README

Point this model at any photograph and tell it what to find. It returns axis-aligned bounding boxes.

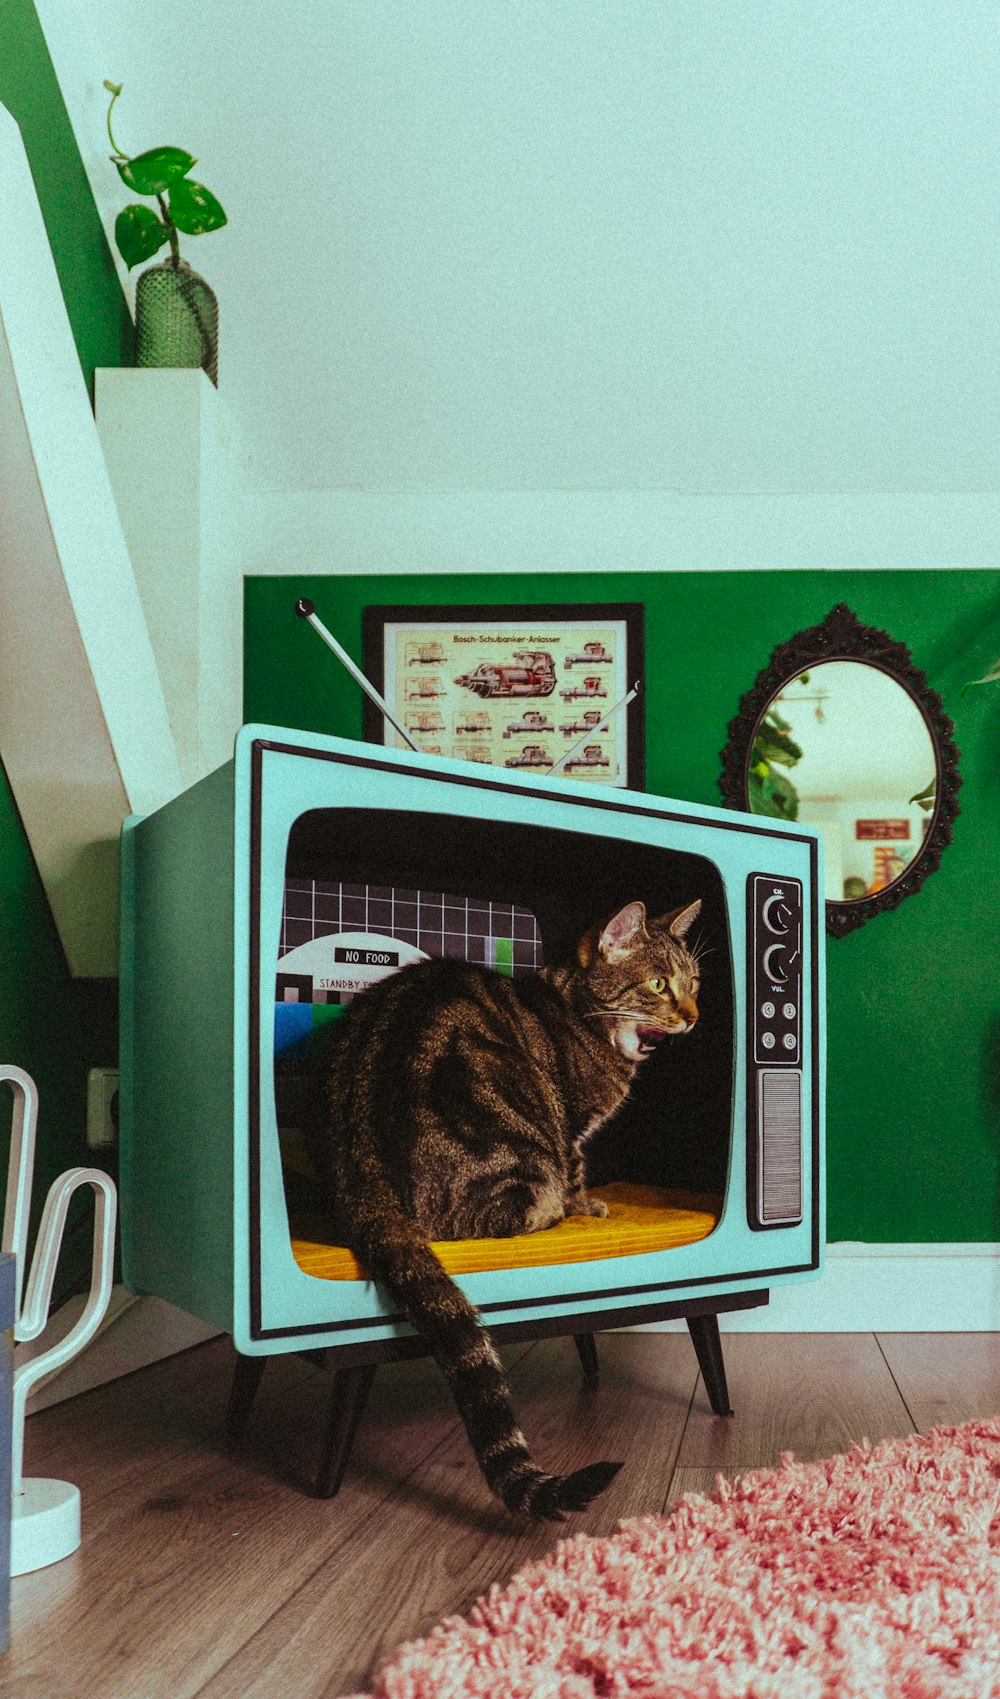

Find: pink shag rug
[348,1417,1000,1698]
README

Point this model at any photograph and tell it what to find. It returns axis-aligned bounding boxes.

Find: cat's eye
[648,976,667,994]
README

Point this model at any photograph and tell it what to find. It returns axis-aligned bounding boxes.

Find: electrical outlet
[87,1068,119,1149]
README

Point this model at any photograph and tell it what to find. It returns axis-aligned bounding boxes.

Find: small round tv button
[761,1031,776,1049]
[783,1002,796,1020]
[783,1033,797,1051]
[761,1001,775,1019]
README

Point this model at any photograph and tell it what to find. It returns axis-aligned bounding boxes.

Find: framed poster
[362,603,644,788]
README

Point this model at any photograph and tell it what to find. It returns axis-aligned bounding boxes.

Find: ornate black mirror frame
[719,604,962,936]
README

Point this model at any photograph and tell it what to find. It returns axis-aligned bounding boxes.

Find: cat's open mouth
[635,1024,668,1055]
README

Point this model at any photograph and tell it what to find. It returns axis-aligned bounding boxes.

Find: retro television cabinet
[120,726,825,1495]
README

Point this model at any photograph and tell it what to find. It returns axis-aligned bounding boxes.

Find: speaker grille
[757,1069,803,1224]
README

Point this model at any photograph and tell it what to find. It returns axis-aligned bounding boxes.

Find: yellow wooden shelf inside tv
[288,1181,720,1282]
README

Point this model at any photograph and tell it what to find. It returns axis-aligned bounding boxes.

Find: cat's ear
[595,900,648,961]
[657,899,702,940]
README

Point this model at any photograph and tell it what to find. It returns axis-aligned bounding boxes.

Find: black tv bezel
[247,739,821,1344]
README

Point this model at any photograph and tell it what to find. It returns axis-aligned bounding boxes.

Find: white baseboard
[20,1244,1000,1415]
[21,1288,220,1414]
[638,1243,1000,1334]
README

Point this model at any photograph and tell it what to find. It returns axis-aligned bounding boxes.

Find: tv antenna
[295,599,423,753]
[546,681,641,778]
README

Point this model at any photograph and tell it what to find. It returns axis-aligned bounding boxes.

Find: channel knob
[762,942,788,982]
[762,895,793,934]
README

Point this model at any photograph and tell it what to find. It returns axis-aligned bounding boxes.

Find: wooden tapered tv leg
[573,1332,600,1382]
[686,1312,734,1417]
[226,1352,268,1440]
[315,1362,378,1499]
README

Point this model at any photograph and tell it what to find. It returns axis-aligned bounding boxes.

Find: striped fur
[310,898,702,1518]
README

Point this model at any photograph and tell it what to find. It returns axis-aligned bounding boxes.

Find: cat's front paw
[587,1197,610,1218]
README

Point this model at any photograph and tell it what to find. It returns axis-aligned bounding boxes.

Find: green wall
[0,763,119,1283]
[0,0,132,395]
[245,568,1000,1245]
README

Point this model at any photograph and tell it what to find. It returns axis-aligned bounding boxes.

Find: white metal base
[10,1478,81,1575]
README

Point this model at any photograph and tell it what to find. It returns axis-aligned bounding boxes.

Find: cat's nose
[679,1004,699,1030]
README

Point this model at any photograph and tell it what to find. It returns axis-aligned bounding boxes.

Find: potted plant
[104,80,227,384]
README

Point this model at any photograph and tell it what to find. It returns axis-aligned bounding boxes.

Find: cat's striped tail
[348,1182,622,1520]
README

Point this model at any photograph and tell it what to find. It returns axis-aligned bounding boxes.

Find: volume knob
[762,943,788,982]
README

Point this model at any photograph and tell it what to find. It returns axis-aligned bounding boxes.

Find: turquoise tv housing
[120,724,824,1426]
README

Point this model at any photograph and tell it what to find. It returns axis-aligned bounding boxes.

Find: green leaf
[166,177,227,236]
[116,147,197,196]
[114,204,170,270]
[764,767,800,819]
[748,764,800,821]
[962,656,1000,695]
[909,779,936,810]
[752,715,803,770]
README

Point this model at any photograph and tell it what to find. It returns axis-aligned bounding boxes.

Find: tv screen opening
[273,808,734,1238]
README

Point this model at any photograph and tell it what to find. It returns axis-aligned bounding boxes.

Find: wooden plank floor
[3,1329,998,1699]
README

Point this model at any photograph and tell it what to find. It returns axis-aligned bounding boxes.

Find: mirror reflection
[748,662,938,903]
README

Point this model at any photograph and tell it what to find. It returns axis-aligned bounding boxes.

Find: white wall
[777,662,935,801]
[40,1,1000,519]
[29,0,997,804]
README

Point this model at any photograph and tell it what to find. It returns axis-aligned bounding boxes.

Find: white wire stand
[1,1065,117,1575]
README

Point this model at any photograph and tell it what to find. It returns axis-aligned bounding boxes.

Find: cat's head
[577,898,702,1062]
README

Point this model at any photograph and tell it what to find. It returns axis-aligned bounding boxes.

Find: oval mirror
[719,605,962,935]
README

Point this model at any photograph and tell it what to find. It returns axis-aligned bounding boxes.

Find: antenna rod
[546,681,641,779]
[295,599,423,753]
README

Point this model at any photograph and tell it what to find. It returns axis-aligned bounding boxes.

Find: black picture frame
[718,603,962,936]
[362,601,646,789]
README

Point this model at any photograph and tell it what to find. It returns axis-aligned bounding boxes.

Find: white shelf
[95,367,243,789]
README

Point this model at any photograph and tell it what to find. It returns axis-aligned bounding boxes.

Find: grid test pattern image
[279,881,544,999]
[273,883,545,1140]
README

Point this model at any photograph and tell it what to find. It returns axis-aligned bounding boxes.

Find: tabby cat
[312,896,702,1520]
